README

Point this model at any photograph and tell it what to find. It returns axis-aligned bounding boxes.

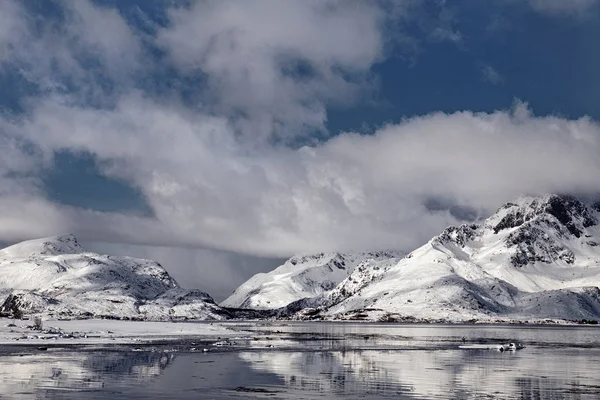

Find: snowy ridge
[0,235,229,321]
[318,194,600,322]
[221,251,405,310]
[232,195,600,323]
[0,234,86,258]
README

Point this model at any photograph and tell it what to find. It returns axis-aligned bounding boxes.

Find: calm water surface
[1,323,599,399]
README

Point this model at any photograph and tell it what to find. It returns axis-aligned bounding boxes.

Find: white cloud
[156,0,386,141]
[480,64,504,85]
[0,0,142,101]
[64,0,142,74]
[3,96,600,257]
[430,27,462,43]
[0,1,28,63]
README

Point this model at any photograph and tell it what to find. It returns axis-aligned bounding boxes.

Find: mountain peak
[0,236,230,321]
[288,253,341,267]
[221,250,405,310]
[489,194,597,237]
[0,234,86,258]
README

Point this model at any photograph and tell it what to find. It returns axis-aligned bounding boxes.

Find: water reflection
[240,347,600,399]
[0,351,174,398]
[0,325,598,399]
[236,322,600,349]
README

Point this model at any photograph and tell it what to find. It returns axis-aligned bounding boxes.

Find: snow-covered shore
[0,318,248,346]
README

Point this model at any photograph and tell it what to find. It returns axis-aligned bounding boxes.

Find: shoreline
[0,317,596,351]
[0,318,251,347]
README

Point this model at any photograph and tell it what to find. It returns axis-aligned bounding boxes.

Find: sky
[1,0,600,301]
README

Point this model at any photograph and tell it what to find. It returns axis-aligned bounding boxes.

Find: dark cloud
[424,197,480,222]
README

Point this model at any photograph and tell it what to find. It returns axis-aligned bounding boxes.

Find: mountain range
[2,194,599,323]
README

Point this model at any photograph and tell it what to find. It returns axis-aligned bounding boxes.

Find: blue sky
[329,1,600,131]
[1,0,600,299]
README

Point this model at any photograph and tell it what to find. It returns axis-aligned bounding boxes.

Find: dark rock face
[495,195,598,267]
[289,253,325,266]
[493,195,597,236]
[507,225,575,267]
[437,195,598,268]
[0,294,22,317]
[289,253,348,271]
[331,255,346,270]
[0,292,55,318]
[326,261,386,307]
[438,224,479,247]
[545,195,596,237]
[493,207,526,234]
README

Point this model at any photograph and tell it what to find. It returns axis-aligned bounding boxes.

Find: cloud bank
[3,96,600,256]
[0,0,599,261]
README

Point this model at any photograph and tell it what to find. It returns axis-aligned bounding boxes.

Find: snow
[3,195,599,325]
[319,196,600,322]
[232,195,600,323]
[0,318,243,345]
[221,251,404,309]
[0,235,228,321]
[0,234,85,258]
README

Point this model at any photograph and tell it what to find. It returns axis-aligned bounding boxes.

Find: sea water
[0,323,598,399]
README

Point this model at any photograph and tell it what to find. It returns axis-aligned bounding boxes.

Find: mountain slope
[318,195,600,322]
[230,194,600,323]
[221,251,404,310]
[0,235,229,321]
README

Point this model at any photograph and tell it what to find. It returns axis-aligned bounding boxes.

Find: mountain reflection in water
[0,325,598,399]
[0,351,174,398]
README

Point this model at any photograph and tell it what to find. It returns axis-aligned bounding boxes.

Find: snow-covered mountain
[221,251,404,310]
[229,195,600,323]
[0,235,229,321]
[6,194,600,324]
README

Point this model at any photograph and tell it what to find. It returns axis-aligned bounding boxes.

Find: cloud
[3,95,600,257]
[1,0,600,264]
[0,0,142,103]
[85,241,285,302]
[427,5,463,45]
[0,1,28,63]
[480,64,504,85]
[429,27,462,43]
[156,0,387,141]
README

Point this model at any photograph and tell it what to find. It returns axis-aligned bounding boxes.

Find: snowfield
[0,318,243,346]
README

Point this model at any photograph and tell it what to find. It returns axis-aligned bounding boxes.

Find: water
[0,323,599,399]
